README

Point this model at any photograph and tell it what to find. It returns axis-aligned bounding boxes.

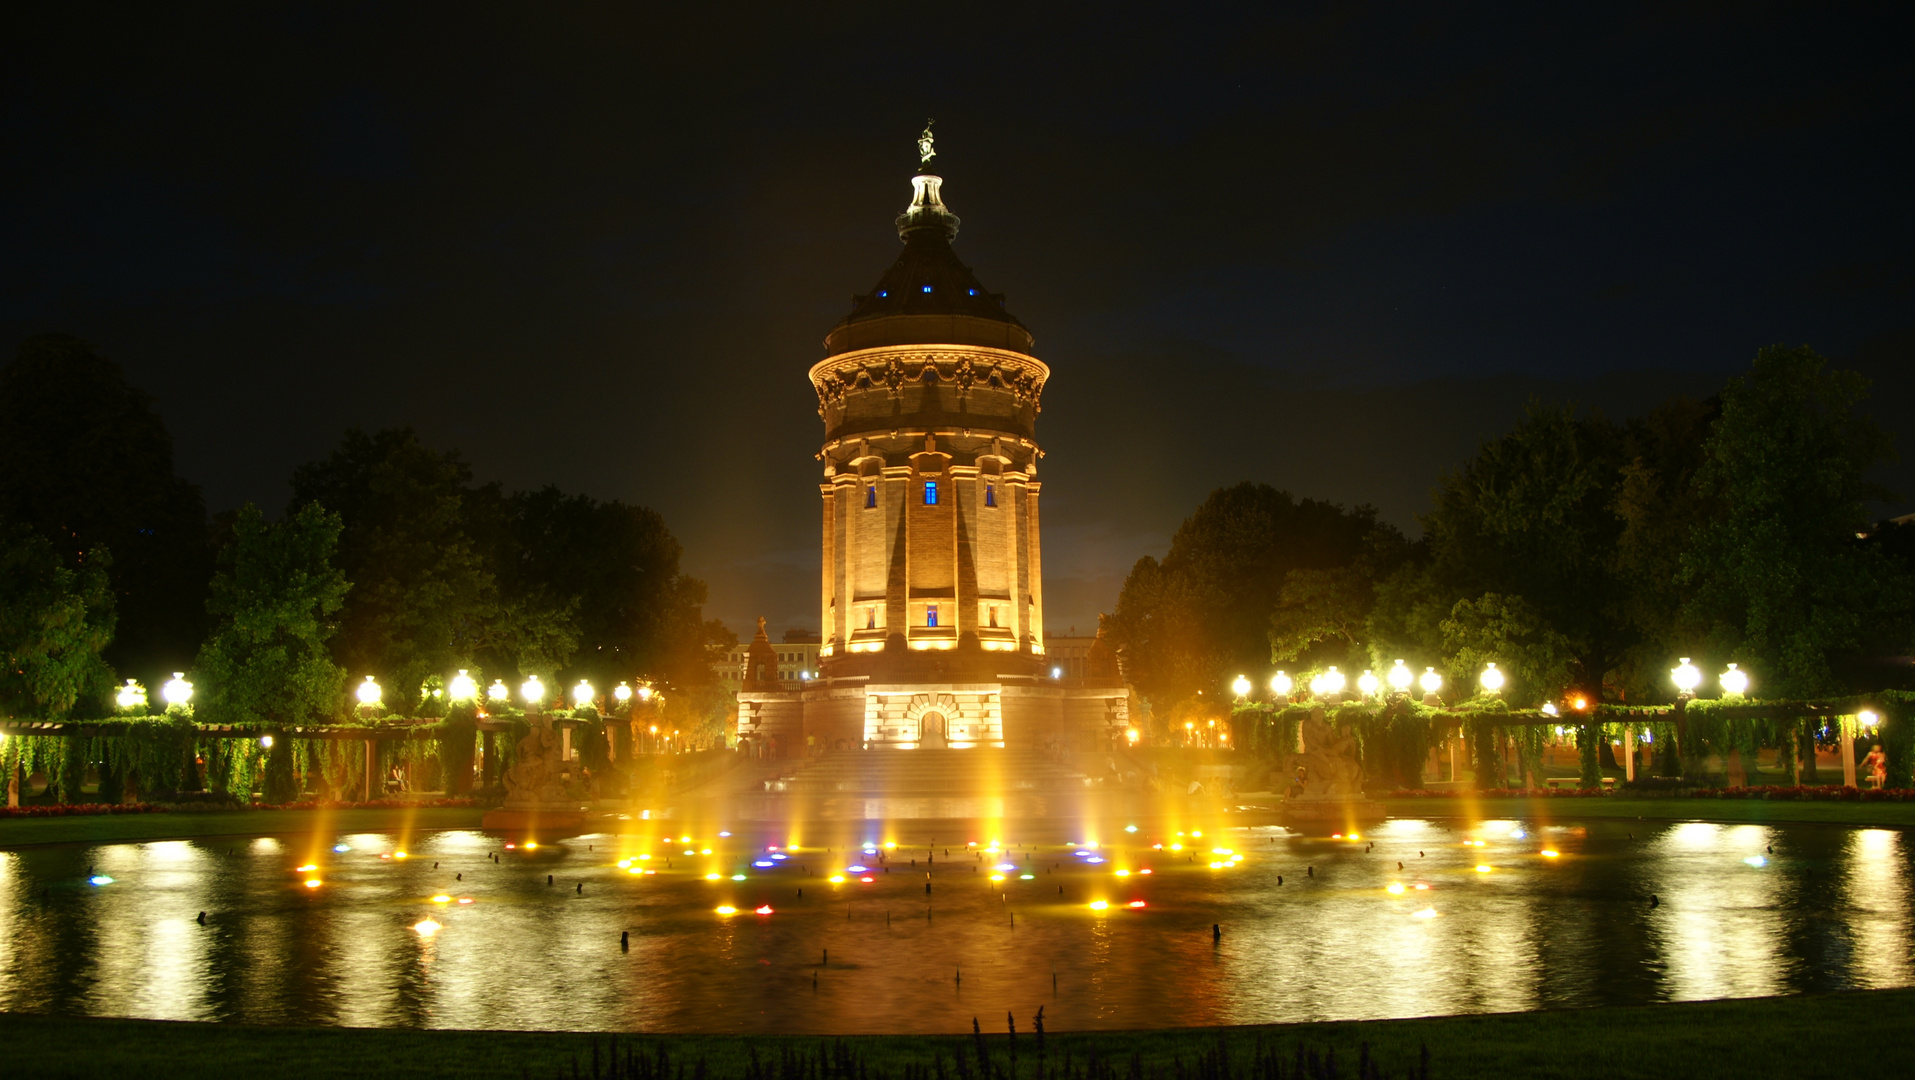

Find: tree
[0,523,115,718]
[1269,522,1413,671]
[193,503,349,730]
[0,334,210,677]
[1611,396,1720,697]
[1421,403,1631,702]
[290,428,499,708]
[1682,345,1908,696]
[1108,483,1383,713]
[1439,592,1575,707]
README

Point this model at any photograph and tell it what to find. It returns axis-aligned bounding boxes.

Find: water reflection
[0,818,1910,1032]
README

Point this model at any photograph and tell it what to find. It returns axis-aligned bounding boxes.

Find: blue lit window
[866,485,876,508]
[967,288,977,296]
[878,290,888,297]
[924,481,939,505]
[921,285,932,293]
[985,483,996,507]
[927,605,939,628]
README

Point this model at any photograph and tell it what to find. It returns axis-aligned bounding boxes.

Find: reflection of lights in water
[754,905,773,915]
[1088,900,1109,910]
[715,906,737,915]
[413,919,442,937]
[1387,883,1405,894]
[1744,856,1767,867]
[431,895,450,903]
[1475,866,1493,873]
[304,879,321,889]
[1412,908,1438,919]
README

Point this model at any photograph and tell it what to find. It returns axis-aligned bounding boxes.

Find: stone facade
[736,168,1126,761]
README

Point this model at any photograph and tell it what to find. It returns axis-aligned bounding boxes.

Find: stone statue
[502,717,568,808]
[917,119,936,167]
[1287,707,1364,800]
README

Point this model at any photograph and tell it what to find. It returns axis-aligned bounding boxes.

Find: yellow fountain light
[295,864,317,872]
[1115,869,1130,877]
[1387,883,1405,894]
[1540,850,1561,858]
[523,842,537,850]
[1475,865,1493,873]
[431,894,451,903]
[1088,900,1109,911]
[715,905,738,915]
[829,875,846,883]
[704,873,721,881]
[1412,907,1438,919]
[304,879,322,889]
[990,873,1004,882]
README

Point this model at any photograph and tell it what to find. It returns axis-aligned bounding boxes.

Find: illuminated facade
[736,165,1127,757]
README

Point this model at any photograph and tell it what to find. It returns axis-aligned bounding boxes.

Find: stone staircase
[763,748,1089,795]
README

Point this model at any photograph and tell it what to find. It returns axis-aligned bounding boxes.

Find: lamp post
[1479,663,1504,697]
[1387,660,1412,699]
[1719,663,1749,698]
[1356,669,1380,701]
[1419,666,1443,707]
[161,672,194,710]
[1231,675,1251,701]
[448,669,478,702]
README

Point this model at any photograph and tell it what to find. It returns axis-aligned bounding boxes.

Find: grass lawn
[1377,795,1915,827]
[1,989,1909,1079]
[0,806,486,848]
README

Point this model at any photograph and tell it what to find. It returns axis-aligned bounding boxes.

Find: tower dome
[823,173,1034,357]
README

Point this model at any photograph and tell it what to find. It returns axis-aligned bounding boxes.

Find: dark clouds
[3,2,1910,638]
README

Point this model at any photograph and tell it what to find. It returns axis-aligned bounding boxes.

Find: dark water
[0,815,1908,1033]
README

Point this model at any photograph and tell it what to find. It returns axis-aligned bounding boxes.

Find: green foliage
[1683,345,1907,697]
[0,334,210,676]
[262,735,298,803]
[437,705,479,796]
[194,503,349,730]
[1878,692,1915,790]
[1577,724,1601,789]
[1269,525,1413,671]
[1109,483,1389,711]
[1440,592,1573,708]
[0,523,116,718]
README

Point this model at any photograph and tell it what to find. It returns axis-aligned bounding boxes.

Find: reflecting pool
[1,817,1908,1032]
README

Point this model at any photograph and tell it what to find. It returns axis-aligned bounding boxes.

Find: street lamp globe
[1322,666,1347,696]
[1270,671,1293,697]
[572,680,595,708]
[1306,672,1326,696]
[448,669,478,701]
[1719,663,1749,697]
[521,675,546,705]
[1479,663,1505,694]
[116,679,147,710]
[614,682,633,703]
[636,685,654,702]
[1860,709,1880,729]
[1419,667,1443,695]
[355,676,382,706]
[1671,657,1702,696]
[1387,659,1413,693]
[161,672,194,707]
[487,679,510,703]
[1231,675,1251,699]
[1357,669,1380,698]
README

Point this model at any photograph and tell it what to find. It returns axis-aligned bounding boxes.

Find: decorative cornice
[808,345,1050,415]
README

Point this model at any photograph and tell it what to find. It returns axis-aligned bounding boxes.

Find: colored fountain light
[1128,900,1146,908]
[1412,908,1439,919]
[830,875,846,883]
[89,875,114,886]
[1088,900,1109,911]
[333,844,350,852]
[754,861,774,868]
[304,879,322,888]
[1387,883,1405,894]
[731,874,747,881]
[295,864,317,872]
[1744,855,1767,867]
[715,905,738,916]
[846,864,868,873]
[719,831,732,837]
[1124,825,1138,833]
[1540,850,1560,858]
[431,894,451,903]
[861,876,874,883]
[705,873,722,881]
[1475,865,1493,873]
[754,905,774,915]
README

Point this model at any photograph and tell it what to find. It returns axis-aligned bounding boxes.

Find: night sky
[5,4,1912,641]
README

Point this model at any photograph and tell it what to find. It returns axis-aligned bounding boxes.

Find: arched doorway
[920,712,948,748]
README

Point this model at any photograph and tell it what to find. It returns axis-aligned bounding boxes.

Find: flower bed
[0,796,483,819]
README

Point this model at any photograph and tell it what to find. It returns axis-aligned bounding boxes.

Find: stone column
[1623,727,1636,783]
[1841,716,1857,789]
[364,739,378,801]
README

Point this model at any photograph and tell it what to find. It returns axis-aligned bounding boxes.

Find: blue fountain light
[89,875,114,886]
[754,860,774,868]
[846,865,868,873]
